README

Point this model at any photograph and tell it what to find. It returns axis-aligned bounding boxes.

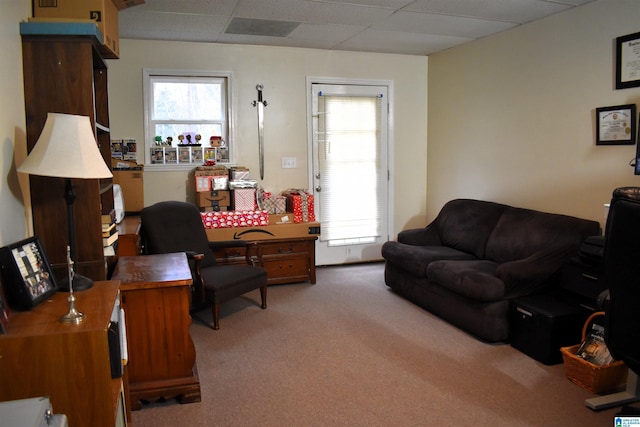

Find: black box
[509,294,585,365]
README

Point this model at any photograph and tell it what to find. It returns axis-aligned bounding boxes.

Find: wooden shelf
[21,33,114,283]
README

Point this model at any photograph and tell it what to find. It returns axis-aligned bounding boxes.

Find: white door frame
[306,76,395,264]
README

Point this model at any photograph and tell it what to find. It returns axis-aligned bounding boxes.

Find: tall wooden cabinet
[21,33,114,283]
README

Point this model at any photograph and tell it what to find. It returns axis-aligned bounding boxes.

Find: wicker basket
[560,311,628,394]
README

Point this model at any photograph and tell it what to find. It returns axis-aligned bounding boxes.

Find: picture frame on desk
[0,237,57,310]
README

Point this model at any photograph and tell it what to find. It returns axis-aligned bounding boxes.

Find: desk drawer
[260,240,311,255]
[262,255,310,284]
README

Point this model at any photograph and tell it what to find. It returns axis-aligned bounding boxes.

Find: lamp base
[58,273,94,292]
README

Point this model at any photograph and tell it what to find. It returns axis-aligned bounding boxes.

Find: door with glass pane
[310,83,389,265]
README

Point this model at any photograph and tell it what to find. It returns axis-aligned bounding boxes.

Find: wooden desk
[112,253,201,409]
[213,236,318,284]
[0,281,127,427]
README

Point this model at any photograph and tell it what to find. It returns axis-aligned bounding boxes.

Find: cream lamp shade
[18,112,112,179]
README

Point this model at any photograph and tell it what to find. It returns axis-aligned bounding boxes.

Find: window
[143,69,232,168]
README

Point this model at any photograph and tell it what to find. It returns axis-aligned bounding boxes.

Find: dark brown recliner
[140,201,267,330]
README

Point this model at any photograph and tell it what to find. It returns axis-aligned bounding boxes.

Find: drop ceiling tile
[337,30,472,55]
[120,0,239,15]
[309,0,413,8]
[404,0,572,23]
[288,23,367,44]
[233,0,393,26]
[374,10,517,38]
[120,11,227,39]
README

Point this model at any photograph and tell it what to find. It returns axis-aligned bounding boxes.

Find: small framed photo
[616,31,640,90]
[595,104,637,145]
[0,237,57,310]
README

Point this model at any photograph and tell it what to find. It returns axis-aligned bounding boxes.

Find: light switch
[282,157,297,168]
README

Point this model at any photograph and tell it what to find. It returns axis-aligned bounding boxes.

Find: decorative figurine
[166,136,173,146]
[210,136,222,147]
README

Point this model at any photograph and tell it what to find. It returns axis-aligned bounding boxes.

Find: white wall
[428,0,640,230]
[0,1,29,246]
[108,40,428,235]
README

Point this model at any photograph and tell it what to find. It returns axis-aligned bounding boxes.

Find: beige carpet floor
[131,262,621,426]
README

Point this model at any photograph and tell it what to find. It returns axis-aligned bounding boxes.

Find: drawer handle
[581,273,599,281]
[516,307,533,317]
[278,247,294,254]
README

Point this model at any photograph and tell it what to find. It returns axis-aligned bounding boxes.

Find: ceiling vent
[224,17,300,37]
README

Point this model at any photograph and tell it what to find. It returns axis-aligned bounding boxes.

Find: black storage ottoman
[509,294,585,365]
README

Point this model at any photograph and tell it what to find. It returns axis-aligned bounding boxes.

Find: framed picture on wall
[616,31,640,90]
[0,237,57,310]
[595,104,637,145]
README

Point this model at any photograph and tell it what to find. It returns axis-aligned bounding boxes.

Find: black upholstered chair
[140,201,268,330]
[586,187,640,410]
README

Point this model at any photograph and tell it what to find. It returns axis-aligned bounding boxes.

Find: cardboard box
[32,0,120,58]
[202,206,228,212]
[205,220,321,242]
[112,0,144,10]
[197,190,230,209]
[113,168,144,213]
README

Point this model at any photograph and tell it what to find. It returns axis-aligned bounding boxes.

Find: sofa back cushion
[437,199,507,259]
[485,207,600,263]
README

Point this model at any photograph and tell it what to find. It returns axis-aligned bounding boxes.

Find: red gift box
[285,191,315,223]
[201,210,269,229]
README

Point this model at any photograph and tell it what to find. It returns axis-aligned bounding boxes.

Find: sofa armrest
[397,226,441,246]
[497,245,573,298]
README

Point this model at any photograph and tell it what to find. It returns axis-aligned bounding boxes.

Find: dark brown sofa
[381,199,600,342]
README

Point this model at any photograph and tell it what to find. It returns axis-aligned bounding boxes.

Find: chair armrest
[184,251,206,303]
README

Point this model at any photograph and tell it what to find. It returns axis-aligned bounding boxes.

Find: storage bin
[509,294,584,365]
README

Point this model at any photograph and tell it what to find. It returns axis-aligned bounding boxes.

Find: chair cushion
[200,265,267,304]
[381,241,476,278]
[426,260,504,302]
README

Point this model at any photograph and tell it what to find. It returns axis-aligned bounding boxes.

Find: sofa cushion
[485,207,599,264]
[381,242,476,278]
[426,260,504,302]
[437,199,506,259]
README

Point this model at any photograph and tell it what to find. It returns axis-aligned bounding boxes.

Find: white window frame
[142,68,234,170]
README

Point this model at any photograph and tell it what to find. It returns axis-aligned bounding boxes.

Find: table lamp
[17,112,113,292]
